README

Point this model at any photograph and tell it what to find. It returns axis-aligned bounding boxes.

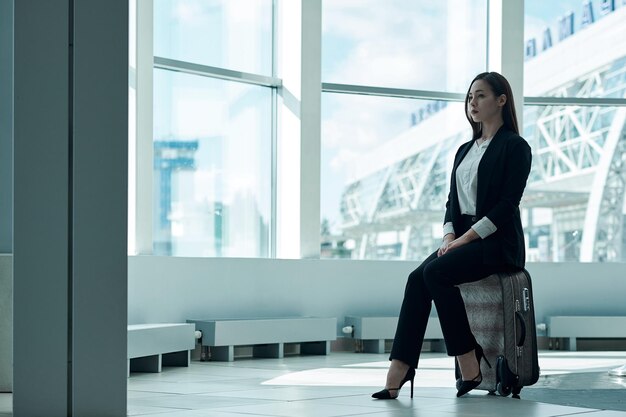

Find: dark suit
[390,126,532,367]
[445,126,532,268]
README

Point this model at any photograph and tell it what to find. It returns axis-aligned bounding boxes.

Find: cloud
[323,1,446,89]
[321,1,486,167]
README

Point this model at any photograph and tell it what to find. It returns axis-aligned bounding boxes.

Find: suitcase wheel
[496,381,511,397]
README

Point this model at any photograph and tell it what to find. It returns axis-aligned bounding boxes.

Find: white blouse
[443,139,497,239]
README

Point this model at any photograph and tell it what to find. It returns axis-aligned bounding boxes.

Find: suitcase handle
[515,311,526,346]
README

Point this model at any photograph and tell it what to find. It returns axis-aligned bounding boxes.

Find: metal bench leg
[568,337,577,351]
[362,339,385,353]
[130,354,162,373]
[429,339,447,353]
[301,341,330,355]
[253,343,284,359]
[162,350,190,367]
[212,346,234,361]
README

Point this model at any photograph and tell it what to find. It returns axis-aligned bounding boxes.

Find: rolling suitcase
[456,269,540,398]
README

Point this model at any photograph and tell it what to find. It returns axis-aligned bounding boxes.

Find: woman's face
[467,79,505,124]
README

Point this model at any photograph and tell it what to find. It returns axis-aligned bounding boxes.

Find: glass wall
[154,0,273,75]
[135,0,626,262]
[522,0,626,262]
[152,0,273,257]
[321,0,488,260]
[522,104,624,262]
[322,0,487,92]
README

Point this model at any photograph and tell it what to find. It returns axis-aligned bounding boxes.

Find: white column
[0,0,12,254]
[0,0,13,394]
[71,1,128,414]
[133,0,154,255]
[488,0,525,128]
[14,1,128,415]
[275,0,322,259]
[14,1,70,414]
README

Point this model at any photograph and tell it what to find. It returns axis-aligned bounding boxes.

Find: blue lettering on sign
[542,28,553,50]
[600,0,615,14]
[526,39,537,58]
[410,102,448,126]
[581,1,595,26]
[525,0,619,60]
[559,12,575,40]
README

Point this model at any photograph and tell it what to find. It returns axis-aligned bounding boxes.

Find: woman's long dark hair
[465,72,519,140]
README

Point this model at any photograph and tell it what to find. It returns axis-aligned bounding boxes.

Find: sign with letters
[525,0,621,59]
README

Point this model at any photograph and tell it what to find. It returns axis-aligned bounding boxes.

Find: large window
[134,1,626,262]
[154,0,273,75]
[522,1,626,262]
[321,1,488,260]
[523,0,625,93]
[522,104,625,262]
[322,1,487,92]
[152,0,274,257]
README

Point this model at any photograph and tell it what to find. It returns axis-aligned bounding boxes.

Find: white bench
[128,323,196,375]
[188,317,336,362]
[344,316,444,353]
[548,316,626,351]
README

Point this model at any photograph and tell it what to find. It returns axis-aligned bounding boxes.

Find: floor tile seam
[127,388,234,395]
[128,381,282,388]
[180,408,282,417]
[128,389,278,396]
[197,362,312,370]
[154,398,297,411]
[130,401,286,416]
[129,378,252,383]
[338,409,455,417]
[129,391,287,400]
[166,394,286,404]
[191,387,292,395]
[549,410,611,417]
[292,397,465,412]
[141,370,291,378]
[264,392,373,404]
[129,404,196,412]
[190,394,366,402]
[526,388,626,392]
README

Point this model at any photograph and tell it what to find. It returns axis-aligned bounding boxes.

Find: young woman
[372,72,532,399]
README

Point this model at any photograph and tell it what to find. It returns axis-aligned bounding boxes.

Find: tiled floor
[1,351,626,416]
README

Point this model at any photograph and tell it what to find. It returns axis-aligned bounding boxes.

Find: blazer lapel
[475,128,507,215]
[450,141,474,218]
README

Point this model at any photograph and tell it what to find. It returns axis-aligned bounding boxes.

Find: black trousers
[389,217,513,368]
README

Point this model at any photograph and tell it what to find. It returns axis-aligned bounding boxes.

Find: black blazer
[444,126,532,268]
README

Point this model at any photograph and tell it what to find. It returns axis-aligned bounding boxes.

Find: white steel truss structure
[339,56,626,262]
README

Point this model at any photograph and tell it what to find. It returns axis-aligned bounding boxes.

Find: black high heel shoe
[456,344,492,398]
[455,345,490,389]
[372,367,416,399]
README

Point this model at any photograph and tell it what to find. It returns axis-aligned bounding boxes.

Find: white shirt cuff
[443,222,455,238]
[471,216,498,239]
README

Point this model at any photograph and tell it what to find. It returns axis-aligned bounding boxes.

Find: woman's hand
[438,229,480,256]
[438,234,456,257]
